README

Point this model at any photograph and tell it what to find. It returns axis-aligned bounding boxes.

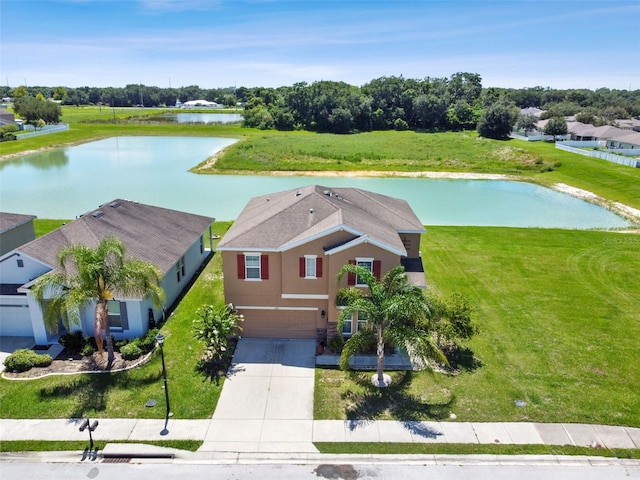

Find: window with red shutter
[299,257,305,277]
[316,257,323,278]
[347,259,356,285]
[373,260,381,281]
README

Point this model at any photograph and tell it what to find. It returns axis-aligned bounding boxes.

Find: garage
[238,308,317,339]
[0,300,34,337]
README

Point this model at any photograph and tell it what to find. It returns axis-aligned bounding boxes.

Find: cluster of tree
[3,77,637,140]
[242,73,484,133]
[1,84,242,108]
[12,94,62,127]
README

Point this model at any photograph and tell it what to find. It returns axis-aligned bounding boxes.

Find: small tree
[477,101,518,139]
[429,293,477,348]
[544,116,568,140]
[515,113,538,136]
[193,304,243,365]
[337,264,447,387]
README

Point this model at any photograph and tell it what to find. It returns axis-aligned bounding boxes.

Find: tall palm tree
[31,236,165,365]
[337,264,447,387]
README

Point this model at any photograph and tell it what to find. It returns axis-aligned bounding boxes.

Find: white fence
[17,123,69,139]
[556,142,639,168]
[510,133,569,142]
[560,140,606,148]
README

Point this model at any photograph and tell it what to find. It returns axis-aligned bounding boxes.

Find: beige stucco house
[216,185,426,342]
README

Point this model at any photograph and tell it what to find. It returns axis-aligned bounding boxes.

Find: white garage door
[0,303,34,337]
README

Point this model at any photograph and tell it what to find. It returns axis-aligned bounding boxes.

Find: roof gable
[218,185,424,255]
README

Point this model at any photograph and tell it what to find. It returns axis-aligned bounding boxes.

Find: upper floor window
[237,253,269,280]
[245,254,261,279]
[347,258,381,285]
[300,255,322,279]
[356,258,373,286]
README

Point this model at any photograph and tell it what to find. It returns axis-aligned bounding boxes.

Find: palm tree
[31,236,165,366]
[337,264,447,387]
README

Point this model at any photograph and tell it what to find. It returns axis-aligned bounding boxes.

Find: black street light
[156,333,171,420]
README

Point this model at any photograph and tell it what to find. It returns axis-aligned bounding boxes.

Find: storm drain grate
[102,457,131,463]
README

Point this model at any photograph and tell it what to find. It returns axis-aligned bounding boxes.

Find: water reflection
[0,148,69,171]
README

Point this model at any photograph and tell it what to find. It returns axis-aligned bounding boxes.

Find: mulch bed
[3,350,151,380]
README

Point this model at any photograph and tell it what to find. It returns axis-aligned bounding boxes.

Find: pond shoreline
[3,142,639,227]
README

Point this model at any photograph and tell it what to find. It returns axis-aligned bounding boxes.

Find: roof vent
[323,190,331,196]
[295,190,301,196]
[110,201,121,208]
[310,208,314,213]
[91,210,104,218]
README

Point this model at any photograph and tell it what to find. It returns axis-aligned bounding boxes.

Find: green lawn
[0,221,233,419]
[204,130,557,174]
[315,227,640,427]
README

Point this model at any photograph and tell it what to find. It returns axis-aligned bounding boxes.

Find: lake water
[0,136,633,228]
[164,113,243,124]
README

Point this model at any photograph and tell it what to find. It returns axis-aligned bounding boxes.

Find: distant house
[0,200,214,344]
[0,212,36,257]
[607,132,640,150]
[216,185,426,341]
[182,99,223,109]
[0,108,16,127]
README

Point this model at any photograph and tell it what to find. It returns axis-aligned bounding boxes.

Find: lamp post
[156,333,171,419]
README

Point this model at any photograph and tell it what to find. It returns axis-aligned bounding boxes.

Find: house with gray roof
[216,185,426,341]
[0,199,214,345]
[0,212,36,257]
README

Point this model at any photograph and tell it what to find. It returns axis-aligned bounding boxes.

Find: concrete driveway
[202,338,318,453]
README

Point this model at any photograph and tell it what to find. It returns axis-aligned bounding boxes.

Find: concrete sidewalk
[1,418,639,452]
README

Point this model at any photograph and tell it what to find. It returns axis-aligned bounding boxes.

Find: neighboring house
[0,212,36,257]
[216,185,426,342]
[0,199,214,345]
[0,108,16,127]
[607,132,640,150]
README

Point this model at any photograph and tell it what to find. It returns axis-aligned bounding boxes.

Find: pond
[0,136,633,229]
[163,113,243,124]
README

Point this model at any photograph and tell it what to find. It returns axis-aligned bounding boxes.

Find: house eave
[324,235,406,257]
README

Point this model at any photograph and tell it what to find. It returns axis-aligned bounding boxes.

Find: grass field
[315,227,640,427]
[204,130,556,174]
[0,221,233,420]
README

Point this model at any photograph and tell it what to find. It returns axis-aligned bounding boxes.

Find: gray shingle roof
[0,212,36,234]
[18,199,213,274]
[217,185,424,256]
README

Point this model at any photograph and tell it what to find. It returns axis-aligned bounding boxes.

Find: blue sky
[1,0,639,90]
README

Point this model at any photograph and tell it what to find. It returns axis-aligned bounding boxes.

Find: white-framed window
[355,257,373,286]
[342,317,353,336]
[245,254,261,280]
[357,311,369,332]
[199,235,204,254]
[107,301,128,330]
[305,255,316,278]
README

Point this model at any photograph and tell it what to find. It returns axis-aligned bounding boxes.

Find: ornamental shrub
[3,349,52,372]
[120,341,142,360]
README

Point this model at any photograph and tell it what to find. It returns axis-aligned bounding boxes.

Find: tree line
[3,74,638,139]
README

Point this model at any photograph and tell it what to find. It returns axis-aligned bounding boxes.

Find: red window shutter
[299,257,305,277]
[316,257,323,278]
[237,254,245,279]
[373,260,381,281]
[261,255,269,280]
[347,259,356,286]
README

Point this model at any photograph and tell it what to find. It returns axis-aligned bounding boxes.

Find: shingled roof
[217,185,424,256]
[18,199,214,275]
[0,212,36,234]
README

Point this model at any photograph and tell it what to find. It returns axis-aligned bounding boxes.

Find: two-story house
[216,185,426,342]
